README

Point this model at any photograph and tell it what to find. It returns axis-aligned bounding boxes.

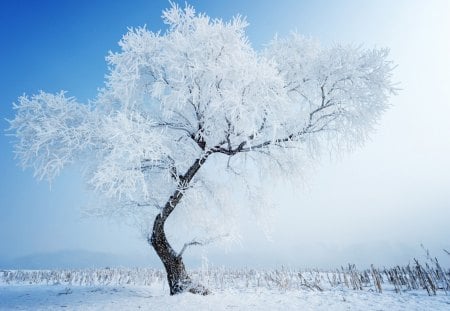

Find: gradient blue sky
[1,0,449,269]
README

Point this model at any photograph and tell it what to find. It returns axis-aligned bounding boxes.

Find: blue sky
[1,0,449,269]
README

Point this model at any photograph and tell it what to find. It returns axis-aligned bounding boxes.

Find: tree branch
[178,240,203,258]
[156,121,193,136]
[159,150,213,222]
[177,234,229,258]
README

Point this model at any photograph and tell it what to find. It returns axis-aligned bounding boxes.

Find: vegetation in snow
[2,258,448,296]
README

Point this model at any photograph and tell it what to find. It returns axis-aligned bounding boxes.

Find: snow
[1,285,449,310]
[1,267,449,310]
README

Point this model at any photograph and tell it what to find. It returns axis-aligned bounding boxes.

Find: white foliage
[88,111,170,202]
[8,91,93,182]
[8,3,395,245]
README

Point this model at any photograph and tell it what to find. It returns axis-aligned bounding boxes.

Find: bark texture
[149,155,211,295]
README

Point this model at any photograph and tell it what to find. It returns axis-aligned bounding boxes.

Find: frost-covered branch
[8,2,396,248]
[7,92,94,182]
[178,240,202,258]
[178,234,229,258]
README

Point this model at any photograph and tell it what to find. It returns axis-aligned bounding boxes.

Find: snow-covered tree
[8,3,395,295]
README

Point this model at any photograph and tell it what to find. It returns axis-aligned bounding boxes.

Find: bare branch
[178,240,203,258]
[178,234,230,258]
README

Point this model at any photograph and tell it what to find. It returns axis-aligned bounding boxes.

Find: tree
[8,3,395,295]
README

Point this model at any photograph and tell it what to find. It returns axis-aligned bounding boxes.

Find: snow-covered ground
[1,267,449,310]
[1,284,450,310]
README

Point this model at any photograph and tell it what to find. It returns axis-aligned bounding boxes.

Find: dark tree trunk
[150,213,209,295]
[149,155,211,295]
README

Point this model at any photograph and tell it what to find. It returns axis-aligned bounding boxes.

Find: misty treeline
[2,258,448,296]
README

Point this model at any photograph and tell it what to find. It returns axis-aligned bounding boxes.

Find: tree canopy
[9,3,395,246]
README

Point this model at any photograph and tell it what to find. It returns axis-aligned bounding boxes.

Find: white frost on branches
[9,92,93,182]
[8,3,396,244]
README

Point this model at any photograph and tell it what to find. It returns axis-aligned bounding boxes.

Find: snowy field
[1,284,450,311]
[1,267,450,310]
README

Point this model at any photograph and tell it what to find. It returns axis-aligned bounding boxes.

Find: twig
[178,240,203,257]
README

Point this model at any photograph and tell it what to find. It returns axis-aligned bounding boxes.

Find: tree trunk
[150,214,209,295]
[149,155,211,295]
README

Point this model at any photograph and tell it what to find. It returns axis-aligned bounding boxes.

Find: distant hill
[0,249,158,269]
